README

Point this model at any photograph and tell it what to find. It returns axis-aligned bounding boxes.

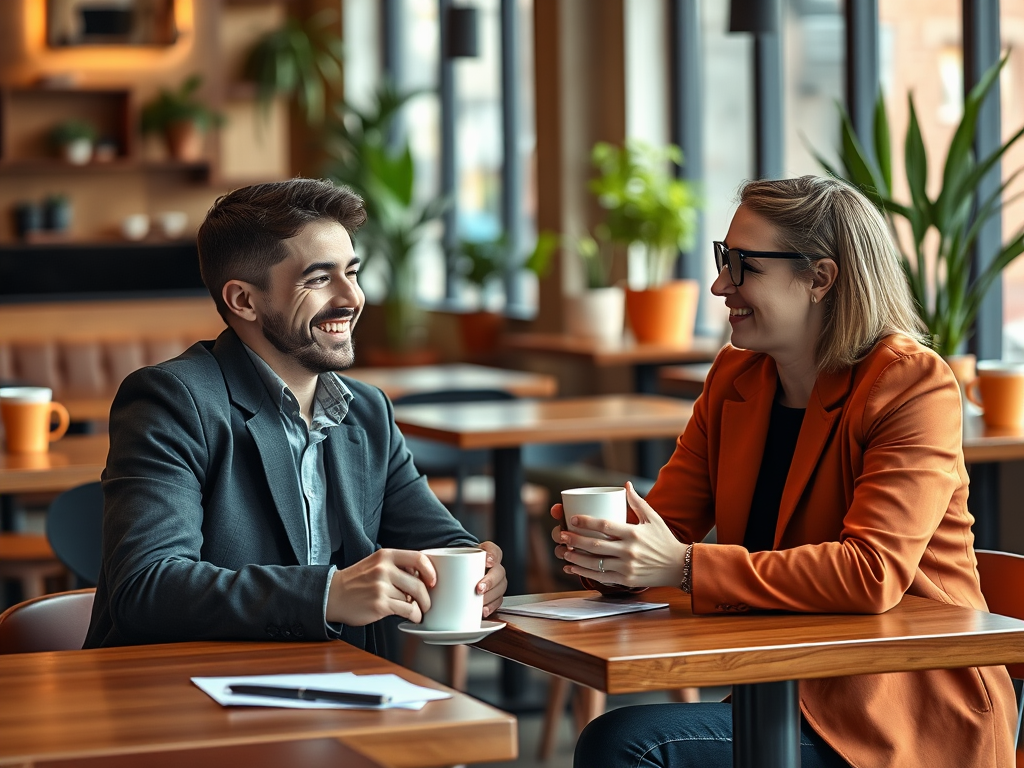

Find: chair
[975,549,1024,754]
[46,481,103,588]
[0,588,96,653]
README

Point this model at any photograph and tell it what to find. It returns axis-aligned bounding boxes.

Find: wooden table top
[344,363,558,400]
[393,394,694,450]
[0,640,516,768]
[962,413,1024,463]
[503,332,722,366]
[0,434,108,494]
[658,362,712,398]
[477,588,1024,695]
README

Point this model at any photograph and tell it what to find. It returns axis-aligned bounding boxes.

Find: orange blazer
[647,334,1016,768]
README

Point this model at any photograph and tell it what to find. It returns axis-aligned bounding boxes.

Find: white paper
[497,597,669,621]
[192,671,452,710]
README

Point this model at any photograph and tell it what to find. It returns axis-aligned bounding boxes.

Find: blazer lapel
[212,330,308,564]
[773,366,852,547]
[715,361,777,545]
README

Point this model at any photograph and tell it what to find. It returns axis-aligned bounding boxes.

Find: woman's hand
[476,541,507,618]
[552,482,689,588]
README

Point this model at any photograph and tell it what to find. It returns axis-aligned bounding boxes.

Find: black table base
[733,680,801,768]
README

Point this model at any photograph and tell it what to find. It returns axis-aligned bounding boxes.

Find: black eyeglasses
[713,241,813,286]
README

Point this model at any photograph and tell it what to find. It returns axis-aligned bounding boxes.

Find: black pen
[227,684,391,706]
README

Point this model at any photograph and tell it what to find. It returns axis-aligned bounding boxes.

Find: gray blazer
[85,328,474,650]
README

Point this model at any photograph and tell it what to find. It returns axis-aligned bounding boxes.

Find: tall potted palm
[589,140,701,346]
[814,54,1024,382]
[323,83,448,363]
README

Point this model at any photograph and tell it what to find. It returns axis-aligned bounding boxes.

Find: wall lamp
[445,5,479,58]
[729,0,780,34]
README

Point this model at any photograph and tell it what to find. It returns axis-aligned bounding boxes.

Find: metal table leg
[733,680,801,768]
[493,445,527,698]
[633,363,671,478]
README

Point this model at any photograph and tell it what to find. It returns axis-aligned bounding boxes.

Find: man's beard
[260,308,357,374]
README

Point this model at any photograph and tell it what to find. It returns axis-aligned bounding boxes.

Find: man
[85,178,506,651]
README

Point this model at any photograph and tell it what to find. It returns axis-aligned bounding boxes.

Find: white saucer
[397,620,506,645]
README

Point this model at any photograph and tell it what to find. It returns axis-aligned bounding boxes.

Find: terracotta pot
[362,346,441,368]
[458,310,505,357]
[564,286,625,346]
[624,279,699,346]
[164,120,204,162]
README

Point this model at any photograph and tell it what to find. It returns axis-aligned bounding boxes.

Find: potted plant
[454,232,556,356]
[323,82,448,364]
[815,53,1024,386]
[140,74,224,162]
[589,140,701,346]
[49,119,97,165]
[242,8,345,127]
[560,232,628,345]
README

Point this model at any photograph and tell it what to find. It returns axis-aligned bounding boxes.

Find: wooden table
[658,362,712,399]
[345,363,557,400]
[504,334,718,476]
[393,394,693,695]
[479,588,1024,767]
[0,639,517,768]
[0,434,108,495]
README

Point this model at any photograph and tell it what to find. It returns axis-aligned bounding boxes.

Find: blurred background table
[345,363,558,400]
[504,335,718,476]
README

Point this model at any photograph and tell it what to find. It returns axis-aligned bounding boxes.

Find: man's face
[254,219,364,374]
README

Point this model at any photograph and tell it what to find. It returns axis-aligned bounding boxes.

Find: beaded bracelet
[680,543,693,594]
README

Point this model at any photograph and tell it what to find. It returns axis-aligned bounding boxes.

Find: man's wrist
[680,543,693,594]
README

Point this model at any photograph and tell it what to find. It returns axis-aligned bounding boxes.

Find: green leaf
[903,96,930,220]
[873,91,892,195]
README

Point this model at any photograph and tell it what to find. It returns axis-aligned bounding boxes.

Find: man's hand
[326,549,436,626]
[476,541,507,618]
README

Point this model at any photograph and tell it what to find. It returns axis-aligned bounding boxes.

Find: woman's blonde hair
[738,175,927,372]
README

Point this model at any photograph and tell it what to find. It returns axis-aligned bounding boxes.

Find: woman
[553,176,1017,767]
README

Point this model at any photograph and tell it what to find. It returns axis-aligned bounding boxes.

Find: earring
[811,295,818,305]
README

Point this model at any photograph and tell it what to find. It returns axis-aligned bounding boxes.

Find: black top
[743,399,806,553]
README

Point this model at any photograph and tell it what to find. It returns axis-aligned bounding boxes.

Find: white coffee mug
[421,546,486,631]
[121,213,149,241]
[561,486,627,539]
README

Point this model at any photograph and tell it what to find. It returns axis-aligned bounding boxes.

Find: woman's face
[711,205,821,367]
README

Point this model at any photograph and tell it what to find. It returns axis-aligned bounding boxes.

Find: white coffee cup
[421,546,486,631]
[561,486,627,539]
[121,213,149,241]
[157,210,188,238]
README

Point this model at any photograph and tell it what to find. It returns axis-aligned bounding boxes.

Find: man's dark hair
[197,178,367,321]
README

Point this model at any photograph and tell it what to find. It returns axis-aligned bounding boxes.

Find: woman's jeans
[574,702,850,768]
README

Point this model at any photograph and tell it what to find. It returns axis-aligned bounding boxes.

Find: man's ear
[811,258,839,300]
[222,280,259,323]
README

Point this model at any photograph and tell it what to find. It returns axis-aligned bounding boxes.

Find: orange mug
[0,386,70,454]
[965,362,1024,429]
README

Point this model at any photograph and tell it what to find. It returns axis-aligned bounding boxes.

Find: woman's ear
[222,280,259,323]
[811,258,839,301]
